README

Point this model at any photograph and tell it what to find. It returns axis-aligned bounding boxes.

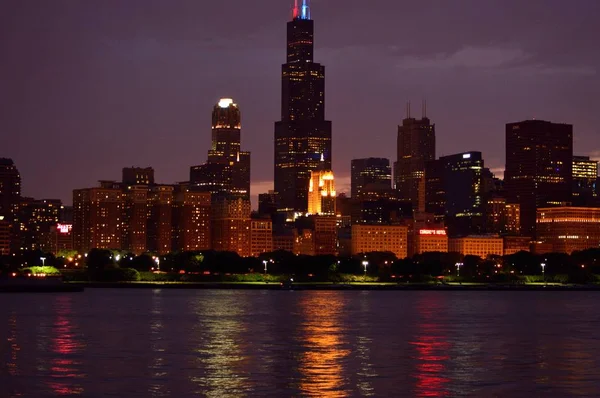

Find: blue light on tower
[301,0,310,20]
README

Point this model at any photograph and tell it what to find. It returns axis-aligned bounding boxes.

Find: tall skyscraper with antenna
[394,101,435,212]
[274,0,332,213]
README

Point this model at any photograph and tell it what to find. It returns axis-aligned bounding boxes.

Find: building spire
[293,0,310,20]
[302,0,310,20]
[292,0,299,19]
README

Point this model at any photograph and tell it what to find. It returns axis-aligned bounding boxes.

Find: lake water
[1,289,600,397]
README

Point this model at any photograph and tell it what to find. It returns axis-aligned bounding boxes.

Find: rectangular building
[503,236,531,256]
[147,185,173,255]
[351,224,408,259]
[250,218,273,257]
[0,216,9,255]
[172,188,211,252]
[537,207,600,254]
[505,120,573,238]
[449,236,503,258]
[73,187,123,252]
[573,156,599,206]
[211,197,251,257]
[121,186,148,255]
[413,228,448,255]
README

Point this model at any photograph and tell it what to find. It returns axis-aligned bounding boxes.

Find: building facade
[351,224,408,259]
[307,166,336,215]
[413,229,449,255]
[172,187,211,252]
[448,236,504,258]
[505,120,573,238]
[537,207,600,254]
[274,2,332,213]
[211,196,251,257]
[351,158,391,199]
[572,156,598,206]
[147,185,173,255]
[394,111,435,211]
[250,218,273,257]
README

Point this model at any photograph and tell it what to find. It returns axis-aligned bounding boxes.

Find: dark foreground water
[1,290,600,397]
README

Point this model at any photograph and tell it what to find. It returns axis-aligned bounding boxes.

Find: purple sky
[2,0,599,207]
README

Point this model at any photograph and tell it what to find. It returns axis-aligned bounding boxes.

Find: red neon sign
[57,223,72,234]
[419,229,446,236]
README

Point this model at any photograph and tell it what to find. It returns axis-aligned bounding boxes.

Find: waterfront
[1,290,600,397]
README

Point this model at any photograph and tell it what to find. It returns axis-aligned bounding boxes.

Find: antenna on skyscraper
[292,0,299,19]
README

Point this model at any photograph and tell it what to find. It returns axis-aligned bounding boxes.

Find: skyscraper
[191,98,251,200]
[274,0,332,213]
[307,165,336,215]
[572,155,598,206]
[394,106,435,211]
[0,158,21,252]
[351,158,392,199]
[505,120,573,237]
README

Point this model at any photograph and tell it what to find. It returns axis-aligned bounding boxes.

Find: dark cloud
[1,0,598,206]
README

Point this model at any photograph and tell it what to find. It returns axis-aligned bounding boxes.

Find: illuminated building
[425,152,485,237]
[250,217,273,257]
[351,224,408,258]
[121,186,148,255]
[307,164,336,215]
[351,158,391,199]
[211,196,251,257]
[413,229,448,255]
[572,156,599,206]
[73,184,123,252]
[122,167,154,186]
[191,98,251,200]
[15,198,61,252]
[448,236,503,258]
[503,236,531,256]
[45,223,74,254]
[485,196,521,235]
[274,1,332,213]
[537,207,600,254]
[505,120,573,238]
[172,186,211,252]
[394,104,435,211]
[147,185,173,255]
[407,212,445,256]
[293,214,337,256]
[0,158,21,253]
[0,216,9,255]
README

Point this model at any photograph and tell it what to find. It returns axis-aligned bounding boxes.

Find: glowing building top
[292,0,311,20]
[308,159,336,215]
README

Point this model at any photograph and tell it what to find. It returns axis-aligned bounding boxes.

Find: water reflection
[47,295,85,395]
[411,294,450,397]
[149,289,169,397]
[189,292,249,397]
[298,292,350,397]
[355,293,376,396]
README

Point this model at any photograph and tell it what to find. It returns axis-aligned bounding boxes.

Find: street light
[155,257,160,271]
[40,257,46,267]
[541,262,546,282]
[362,260,369,277]
[456,262,463,277]
[263,260,268,274]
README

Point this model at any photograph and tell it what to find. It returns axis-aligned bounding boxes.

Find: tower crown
[292,0,310,20]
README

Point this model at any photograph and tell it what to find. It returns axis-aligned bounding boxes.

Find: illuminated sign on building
[57,223,73,234]
[419,229,447,236]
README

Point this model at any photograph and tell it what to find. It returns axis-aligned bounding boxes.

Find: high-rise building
[172,186,211,252]
[15,198,61,252]
[307,164,336,215]
[425,152,485,237]
[351,158,392,199]
[121,186,148,255]
[505,120,573,237]
[0,216,10,255]
[122,167,155,186]
[250,216,273,257]
[274,1,332,213]
[211,196,251,257]
[394,107,435,211]
[191,98,251,200]
[0,158,21,253]
[73,184,123,252]
[147,185,173,255]
[572,156,598,206]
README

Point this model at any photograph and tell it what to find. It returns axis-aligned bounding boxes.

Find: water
[1,290,600,397]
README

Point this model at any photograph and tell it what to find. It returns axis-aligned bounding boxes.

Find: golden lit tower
[308,156,336,215]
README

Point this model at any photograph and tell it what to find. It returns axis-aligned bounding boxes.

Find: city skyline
[2,0,599,207]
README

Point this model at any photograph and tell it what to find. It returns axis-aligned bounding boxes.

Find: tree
[86,249,114,271]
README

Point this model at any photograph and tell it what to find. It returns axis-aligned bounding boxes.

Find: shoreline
[67,282,600,291]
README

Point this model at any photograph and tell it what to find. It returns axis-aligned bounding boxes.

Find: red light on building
[57,223,73,234]
[419,229,446,236]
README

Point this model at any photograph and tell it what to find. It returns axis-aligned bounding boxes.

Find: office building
[250,217,273,257]
[448,236,504,258]
[505,120,573,237]
[191,98,251,200]
[537,207,600,254]
[572,156,598,206]
[274,1,332,213]
[351,158,391,199]
[394,106,435,210]
[485,196,521,235]
[73,184,123,252]
[122,167,154,186]
[307,165,336,215]
[351,224,408,259]
[172,187,211,252]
